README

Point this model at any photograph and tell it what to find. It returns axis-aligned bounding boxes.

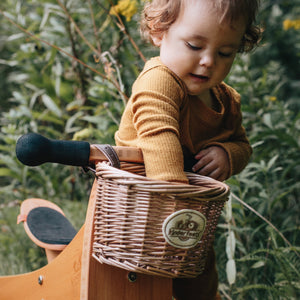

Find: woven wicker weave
[92,162,229,278]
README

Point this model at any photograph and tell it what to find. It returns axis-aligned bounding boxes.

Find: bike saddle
[17,198,77,251]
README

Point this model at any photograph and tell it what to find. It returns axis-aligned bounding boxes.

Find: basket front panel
[93,164,228,278]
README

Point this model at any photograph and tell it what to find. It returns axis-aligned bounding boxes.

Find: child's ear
[151,33,163,47]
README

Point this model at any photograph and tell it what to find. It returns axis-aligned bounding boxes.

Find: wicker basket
[92,162,229,278]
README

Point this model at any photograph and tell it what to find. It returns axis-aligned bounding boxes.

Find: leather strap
[94,144,120,169]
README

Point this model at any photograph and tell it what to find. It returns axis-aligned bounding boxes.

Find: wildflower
[269,96,277,102]
[110,0,138,22]
[283,19,300,30]
[93,54,101,63]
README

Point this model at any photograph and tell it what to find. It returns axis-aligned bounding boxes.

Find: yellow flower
[283,19,300,30]
[110,0,138,22]
[269,96,277,102]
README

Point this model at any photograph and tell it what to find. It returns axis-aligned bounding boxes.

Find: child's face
[152,0,246,97]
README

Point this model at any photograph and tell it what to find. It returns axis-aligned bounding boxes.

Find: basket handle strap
[93,144,120,169]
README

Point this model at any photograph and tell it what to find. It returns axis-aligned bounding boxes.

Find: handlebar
[16,133,143,167]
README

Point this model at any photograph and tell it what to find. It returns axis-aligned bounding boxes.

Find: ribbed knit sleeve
[116,59,189,183]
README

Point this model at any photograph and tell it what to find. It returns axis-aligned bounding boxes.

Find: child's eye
[186,42,201,51]
[219,51,233,58]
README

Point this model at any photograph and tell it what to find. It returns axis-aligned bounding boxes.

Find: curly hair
[140,0,262,53]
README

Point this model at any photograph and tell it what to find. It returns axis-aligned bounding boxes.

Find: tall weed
[0,0,299,298]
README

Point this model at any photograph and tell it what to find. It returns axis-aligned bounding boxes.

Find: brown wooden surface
[80,179,98,299]
[87,257,172,300]
[89,145,144,163]
[0,226,83,300]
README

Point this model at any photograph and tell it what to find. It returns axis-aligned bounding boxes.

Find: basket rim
[95,162,230,198]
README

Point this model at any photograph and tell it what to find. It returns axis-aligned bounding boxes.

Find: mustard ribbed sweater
[115,57,252,183]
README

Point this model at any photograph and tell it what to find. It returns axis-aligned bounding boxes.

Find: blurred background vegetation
[0,0,299,299]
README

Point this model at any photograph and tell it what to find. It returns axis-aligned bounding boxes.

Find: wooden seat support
[0,226,83,300]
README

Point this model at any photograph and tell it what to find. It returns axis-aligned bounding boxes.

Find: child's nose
[199,52,214,67]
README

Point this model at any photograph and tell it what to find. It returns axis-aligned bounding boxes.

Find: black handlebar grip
[16,133,90,166]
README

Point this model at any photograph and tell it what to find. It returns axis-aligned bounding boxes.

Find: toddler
[115,0,261,299]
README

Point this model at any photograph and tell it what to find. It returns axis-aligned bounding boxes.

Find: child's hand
[192,146,230,181]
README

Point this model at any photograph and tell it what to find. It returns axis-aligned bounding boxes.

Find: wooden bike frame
[0,144,172,300]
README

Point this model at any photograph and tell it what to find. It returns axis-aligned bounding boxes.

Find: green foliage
[215,2,300,296]
[0,202,48,274]
[0,0,299,299]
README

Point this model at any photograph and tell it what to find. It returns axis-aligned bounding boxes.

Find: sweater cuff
[203,142,252,177]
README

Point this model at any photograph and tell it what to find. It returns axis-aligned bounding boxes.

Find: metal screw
[128,272,137,282]
[38,275,44,285]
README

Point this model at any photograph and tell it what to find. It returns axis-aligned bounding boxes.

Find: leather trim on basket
[94,144,120,168]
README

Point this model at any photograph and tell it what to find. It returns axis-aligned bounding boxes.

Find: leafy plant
[0,0,299,299]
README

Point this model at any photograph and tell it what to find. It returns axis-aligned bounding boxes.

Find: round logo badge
[162,209,206,249]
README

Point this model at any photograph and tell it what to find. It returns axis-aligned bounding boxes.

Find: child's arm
[122,62,189,184]
[193,125,252,181]
[192,83,252,182]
